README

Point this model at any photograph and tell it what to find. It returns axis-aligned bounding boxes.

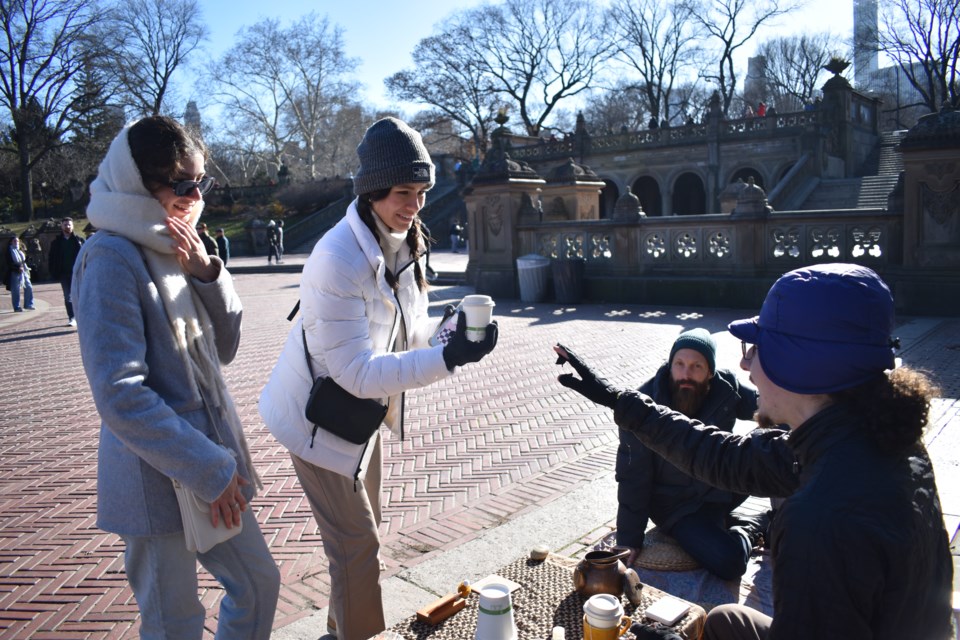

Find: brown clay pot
[572,549,630,598]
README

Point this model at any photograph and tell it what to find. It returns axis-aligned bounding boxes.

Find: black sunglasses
[169,176,215,196]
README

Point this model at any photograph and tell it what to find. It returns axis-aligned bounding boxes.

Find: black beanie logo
[412,166,431,181]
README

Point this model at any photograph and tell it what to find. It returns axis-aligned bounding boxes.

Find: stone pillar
[706,91,723,212]
[898,105,960,268]
[820,59,855,176]
[540,158,605,221]
[465,177,545,297]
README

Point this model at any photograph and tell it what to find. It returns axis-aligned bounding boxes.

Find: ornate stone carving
[851,226,883,258]
[547,157,602,184]
[481,195,504,236]
[731,177,773,218]
[590,234,613,259]
[675,232,698,259]
[810,226,842,259]
[645,233,667,259]
[921,183,960,227]
[561,233,584,259]
[707,230,732,258]
[613,187,644,221]
[771,227,802,259]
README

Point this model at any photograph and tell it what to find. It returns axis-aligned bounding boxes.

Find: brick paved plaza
[1,251,957,639]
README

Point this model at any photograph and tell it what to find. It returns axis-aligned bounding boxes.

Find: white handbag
[172,478,242,553]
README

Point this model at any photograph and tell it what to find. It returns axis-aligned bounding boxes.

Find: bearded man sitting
[616,329,769,580]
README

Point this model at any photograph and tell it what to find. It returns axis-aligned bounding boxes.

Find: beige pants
[291,433,384,640]
[703,603,771,640]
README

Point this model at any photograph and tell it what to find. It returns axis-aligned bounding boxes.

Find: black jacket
[48,233,84,281]
[614,396,953,640]
[615,365,759,547]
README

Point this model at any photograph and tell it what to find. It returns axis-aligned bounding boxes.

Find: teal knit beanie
[669,328,717,373]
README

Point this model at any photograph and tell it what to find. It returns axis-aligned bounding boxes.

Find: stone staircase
[796,130,906,211]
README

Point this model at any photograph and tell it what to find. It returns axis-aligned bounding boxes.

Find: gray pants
[291,433,384,640]
[703,603,772,640]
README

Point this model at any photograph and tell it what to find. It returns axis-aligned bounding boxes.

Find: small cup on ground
[583,593,631,640]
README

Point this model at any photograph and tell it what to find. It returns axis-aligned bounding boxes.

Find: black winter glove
[630,622,684,640]
[554,344,623,408]
[442,311,498,370]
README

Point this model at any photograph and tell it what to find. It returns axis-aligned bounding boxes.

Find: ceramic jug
[572,549,630,598]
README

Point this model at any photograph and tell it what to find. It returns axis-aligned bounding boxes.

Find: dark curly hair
[356,190,429,293]
[127,116,207,193]
[830,366,940,454]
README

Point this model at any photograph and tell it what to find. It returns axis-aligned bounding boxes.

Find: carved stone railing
[515,208,898,281]
[508,109,822,165]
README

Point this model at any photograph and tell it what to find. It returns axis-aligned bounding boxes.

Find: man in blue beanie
[554,263,952,640]
[616,328,767,580]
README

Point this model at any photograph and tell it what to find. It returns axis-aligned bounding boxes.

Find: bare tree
[98,0,208,116]
[0,0,104,220]
[876,0,960,112]
[467,0,616,136]
[582,83,652,132]
[215,18,293,178]
[757,33,844,111]
[608,0,704,125]
[683,0,798,117]
[213,13,359,181]
[386,23,500,161]
[280,13,359,180]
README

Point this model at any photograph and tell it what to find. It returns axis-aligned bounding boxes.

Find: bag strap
[301,327,315,379]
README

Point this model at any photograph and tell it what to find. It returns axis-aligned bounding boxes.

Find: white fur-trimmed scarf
[86,123,259,489]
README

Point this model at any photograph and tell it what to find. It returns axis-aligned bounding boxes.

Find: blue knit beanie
[669,328,717,373]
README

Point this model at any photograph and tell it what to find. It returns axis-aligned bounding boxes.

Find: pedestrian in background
[197,222,218,258]
[259,117,497,640]
[49,217,83,326]
[216,228,230,267]
[77,115,279,639]
[266,220,280,265]
[5,236,35,312]
[449,220,463,253]
[275,220,285,263]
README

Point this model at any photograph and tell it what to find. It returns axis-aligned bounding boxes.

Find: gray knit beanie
[669,328,717,373]
[353,117,435,196]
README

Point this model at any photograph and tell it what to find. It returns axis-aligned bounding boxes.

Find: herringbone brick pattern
[2,276,957,639]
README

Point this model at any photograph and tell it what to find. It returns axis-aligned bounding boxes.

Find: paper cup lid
[462,294,495,307]
[583,593,621,616]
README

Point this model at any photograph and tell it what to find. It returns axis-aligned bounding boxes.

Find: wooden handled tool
[415,592,467,625]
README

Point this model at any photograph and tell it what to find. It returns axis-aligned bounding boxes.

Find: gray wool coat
[74,232,249,537]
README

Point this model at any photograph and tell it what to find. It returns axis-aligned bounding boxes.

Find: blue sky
[194,0,853,117]
[199,0,486,113]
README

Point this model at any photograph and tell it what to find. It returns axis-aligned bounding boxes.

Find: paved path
[1,249,957,639]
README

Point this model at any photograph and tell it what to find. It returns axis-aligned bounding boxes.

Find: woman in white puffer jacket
[259,117,497,640]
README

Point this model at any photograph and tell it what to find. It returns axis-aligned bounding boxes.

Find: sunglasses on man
[169,176,215,196]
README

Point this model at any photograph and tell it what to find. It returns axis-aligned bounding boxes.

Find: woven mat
[593,528,700,572]
[387,556,704,640]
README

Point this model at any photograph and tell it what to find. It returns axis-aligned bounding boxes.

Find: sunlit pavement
[1,249,957,638]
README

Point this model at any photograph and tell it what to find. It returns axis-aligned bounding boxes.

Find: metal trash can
[516,254,551,302]
[552,258,585,304]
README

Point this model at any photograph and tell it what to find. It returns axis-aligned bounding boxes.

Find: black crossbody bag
[301,328,387,445]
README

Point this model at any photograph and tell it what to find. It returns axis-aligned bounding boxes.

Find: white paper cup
[475,582,517,640]
[461,294,495,342]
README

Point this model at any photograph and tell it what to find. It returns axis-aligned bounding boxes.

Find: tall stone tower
[853,0,879,89]
[183,101,202,138]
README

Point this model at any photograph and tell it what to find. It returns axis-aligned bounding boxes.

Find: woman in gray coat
[75,116,279,639]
